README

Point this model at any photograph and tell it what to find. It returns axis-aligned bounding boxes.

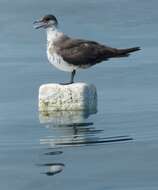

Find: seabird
[34,14,140,84]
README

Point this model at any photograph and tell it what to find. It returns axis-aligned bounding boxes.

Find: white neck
[46,27,62,43]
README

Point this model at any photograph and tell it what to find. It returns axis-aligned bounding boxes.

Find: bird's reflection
[38,110,97,176]
[38,163,65,176]
[39,110,132,148]
[39,111,131,148]
[38,110,132,176]
[39,110,103,148]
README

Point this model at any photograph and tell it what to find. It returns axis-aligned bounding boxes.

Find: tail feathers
[116,47,141,57]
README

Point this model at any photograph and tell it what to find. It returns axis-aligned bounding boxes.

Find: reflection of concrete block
[39,83,97,112]
[39,110,96,125]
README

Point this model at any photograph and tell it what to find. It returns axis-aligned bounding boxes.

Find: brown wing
[55,37,118,66]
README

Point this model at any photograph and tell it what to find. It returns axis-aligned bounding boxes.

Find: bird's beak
[33,19,46,29]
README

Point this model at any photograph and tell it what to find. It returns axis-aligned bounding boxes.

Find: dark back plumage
[54,35,140,67]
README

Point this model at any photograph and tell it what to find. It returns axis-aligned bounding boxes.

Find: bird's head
[33,14,58,30]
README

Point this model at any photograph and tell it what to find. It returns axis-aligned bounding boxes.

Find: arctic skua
[34,14,140,84]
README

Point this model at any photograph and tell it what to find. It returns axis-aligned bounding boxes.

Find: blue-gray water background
[0,0,158,189]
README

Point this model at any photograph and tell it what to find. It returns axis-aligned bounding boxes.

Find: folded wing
[56,37,118,67]
[55,36,140,67]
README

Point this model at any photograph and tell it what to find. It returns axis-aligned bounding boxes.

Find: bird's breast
[47,44,78,72]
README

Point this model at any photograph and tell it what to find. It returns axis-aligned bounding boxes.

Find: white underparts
[47,50,78,72]
[46,27,78,72]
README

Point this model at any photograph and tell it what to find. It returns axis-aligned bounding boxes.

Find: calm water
[0,0,158,189]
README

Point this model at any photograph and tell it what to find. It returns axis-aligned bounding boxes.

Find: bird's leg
[70,70,76,84]
[60,70,76,85]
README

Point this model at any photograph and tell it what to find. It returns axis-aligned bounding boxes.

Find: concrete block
[39,83,97,112]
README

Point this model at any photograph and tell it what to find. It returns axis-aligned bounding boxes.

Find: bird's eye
[43,18,50,22]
